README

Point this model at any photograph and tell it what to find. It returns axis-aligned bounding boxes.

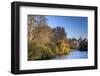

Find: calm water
[53,50,88,60]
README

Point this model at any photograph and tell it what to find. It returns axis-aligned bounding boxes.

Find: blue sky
[46,16,88,39]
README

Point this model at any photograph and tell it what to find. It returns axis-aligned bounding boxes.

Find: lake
[52,50,88,60]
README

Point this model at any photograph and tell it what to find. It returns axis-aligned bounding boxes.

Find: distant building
[68,38,78,49]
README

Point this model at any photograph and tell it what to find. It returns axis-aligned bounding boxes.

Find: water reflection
[53,50,88,60]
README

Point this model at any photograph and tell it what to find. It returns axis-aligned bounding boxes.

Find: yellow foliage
[57,40,70,55]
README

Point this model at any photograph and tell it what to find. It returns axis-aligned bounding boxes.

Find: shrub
[56,40,70,55]
[28,42,58,60]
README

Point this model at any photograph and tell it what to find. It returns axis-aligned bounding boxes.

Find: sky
[46,16,88,39]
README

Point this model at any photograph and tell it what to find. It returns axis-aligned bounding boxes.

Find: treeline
[78,38,88,51]
[28,15,70,60]
[68,37,88,51]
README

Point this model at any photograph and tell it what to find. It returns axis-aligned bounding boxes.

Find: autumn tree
[36,15,48,26]
[28,15,56,60]
[52,26,67,43]
[52,26,70,55]
[28,15,71,60]
[28,15,48,42]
